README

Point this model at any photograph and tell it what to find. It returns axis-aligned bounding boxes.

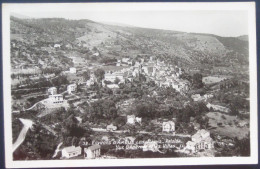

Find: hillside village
[11,16,250,160]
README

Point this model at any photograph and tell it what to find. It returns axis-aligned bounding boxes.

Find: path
[25,101,42,111]
[52,142,63,158]
[13,118,34,152]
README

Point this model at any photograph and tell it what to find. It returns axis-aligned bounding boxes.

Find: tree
[114,116,126,128]
[234,134,250,156]
[82,70,90,81]
[230,104,239,115]
[195,115,209,129]
[192,73,204,89]
[72,136,79,146]
[94,68,105,82]
[114,77,120,84]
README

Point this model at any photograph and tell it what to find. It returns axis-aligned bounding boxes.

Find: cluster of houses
[43,84,77,108]
[61,144,101,159]
[108,56,190,94]
[65,55,189,95]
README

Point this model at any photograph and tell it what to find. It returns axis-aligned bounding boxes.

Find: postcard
[2,2,258,168]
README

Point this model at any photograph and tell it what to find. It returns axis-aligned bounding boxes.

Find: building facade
[61,146,81,158]
[47,87,57,95]
[84,145,101,159]
[67,84,77,94]
[185,129,214,153]
[162,121,175,133]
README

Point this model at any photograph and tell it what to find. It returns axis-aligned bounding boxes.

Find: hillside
[10,16,249,71]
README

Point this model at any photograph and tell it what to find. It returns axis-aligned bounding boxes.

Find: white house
[122,58,130,63]
[49,94,64,104]
[93,52,100,57]
[206,103,230,113]
[106,124,117,131]
[132,68,140,77]
[54,44,61,48]
[162,121,175,134]
[67,84,77,94]
[107,84,120,89]
[127,115,136,124]
[185,129,214,153]
[116,60,121,66]
[41,94,69,109]
[47,87,57,95]
[127,115,142,125]
[84,145,101,159]
[70,67,77,74]
[86,79,95,87]
[136,117,142,124]
[61,146,81,158]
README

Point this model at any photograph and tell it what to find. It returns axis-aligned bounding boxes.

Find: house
[41,94,69,109]
[102,136,109,141]
[106,84,119,89]
[191,94,203,102]
[49,94,64,104]
[106,124,117,131]
[84,145,101,159]
[70,67,77,74]
[86,79,95,87]
[86,74,96,87]
[127,115,142,125]
[116,60,121,66]
[136,117,142,124]
[122,58,130,63]
[204,94,214,99]
[192,94,213,102]
[93,52,100,57]
[61,146,81,158]
[47,87,57,95]
[67,84,77,94]
[185,129,214,153]
[162,121,175,134]
[143,141,159,152]
[206,103,230,113]
[127,115,136,124]
[54,44,61,48]
[104,72,125,83]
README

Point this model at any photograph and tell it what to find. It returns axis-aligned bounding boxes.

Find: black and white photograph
[2,2,258,168]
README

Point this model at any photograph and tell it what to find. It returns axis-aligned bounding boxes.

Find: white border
[2,2,258,168]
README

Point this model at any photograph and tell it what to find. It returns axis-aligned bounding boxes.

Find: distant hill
[10,16,249,70]
[237,35,248,41]
[11,13,31,19]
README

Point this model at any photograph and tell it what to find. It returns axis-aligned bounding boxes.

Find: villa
[61,146,81,159]
[84,145,101,159]
[185,129,214,153]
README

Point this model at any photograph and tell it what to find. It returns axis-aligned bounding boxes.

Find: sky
[9,3,249,37]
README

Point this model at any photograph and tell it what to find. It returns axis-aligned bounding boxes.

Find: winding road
[13,118,34,153]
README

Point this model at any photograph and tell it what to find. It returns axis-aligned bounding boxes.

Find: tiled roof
[63,146,81,153]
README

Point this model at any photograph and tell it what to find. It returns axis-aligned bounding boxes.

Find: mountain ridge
[10,16,249,70]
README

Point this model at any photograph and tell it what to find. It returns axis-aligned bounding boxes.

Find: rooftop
[63,146,81,153]
[87,144,101,151]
